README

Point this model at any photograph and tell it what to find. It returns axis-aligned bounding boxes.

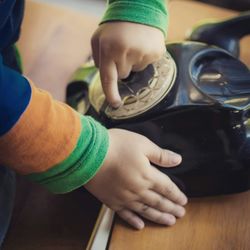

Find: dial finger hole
[149,78,157,89]
[137,87,151,99]
[123,95,138,105]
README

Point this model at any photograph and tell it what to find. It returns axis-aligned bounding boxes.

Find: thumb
[145,140,182,168]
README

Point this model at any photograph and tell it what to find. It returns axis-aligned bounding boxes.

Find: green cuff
[101,0,168,36]
[27,115,109,194]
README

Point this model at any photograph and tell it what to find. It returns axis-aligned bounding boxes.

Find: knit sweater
[0,0,168,193]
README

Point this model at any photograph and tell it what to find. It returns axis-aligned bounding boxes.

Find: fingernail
[111,99,122,108]
[169,152,182,165]
[135,220,144,230]
[177,207,186,217]
[162,215,176,226]
[181,196,188,206]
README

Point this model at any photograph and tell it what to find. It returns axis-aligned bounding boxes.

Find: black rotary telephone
[67,12,250,197]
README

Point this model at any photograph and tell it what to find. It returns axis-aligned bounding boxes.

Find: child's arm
[0,57,186,230]
[0,0,187,230]
[92,0,168,107]
[0,57,108,192]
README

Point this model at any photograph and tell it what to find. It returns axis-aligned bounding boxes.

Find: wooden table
[3,1,250,249]
[108,1,250,250]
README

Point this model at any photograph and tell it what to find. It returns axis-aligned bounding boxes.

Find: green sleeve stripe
[27,115,109,194]
[101,0,168,36]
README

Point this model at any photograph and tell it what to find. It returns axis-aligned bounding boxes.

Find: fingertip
[177,207,186,218]
[128,216,144,230]
[118,209,145,230]
[181,196,188,206]
[108,77,122,108]
[103,83,121,106]
[177,194,188,207]
[168,216,176,226]
[110,98,122,108]
[134,220,145,230]
[167,151,182,166]
[162,214,176,226]
[99,59,121,107]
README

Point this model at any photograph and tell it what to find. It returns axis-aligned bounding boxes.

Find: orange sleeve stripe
[0,79,81,174]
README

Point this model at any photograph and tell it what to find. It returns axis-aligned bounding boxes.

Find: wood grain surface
[110,192,250,250]
[109,1,250,250]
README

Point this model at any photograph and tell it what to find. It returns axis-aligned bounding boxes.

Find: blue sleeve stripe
[0,55,31,136]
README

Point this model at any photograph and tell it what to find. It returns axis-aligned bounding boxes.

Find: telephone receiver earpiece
[188,11,250,58]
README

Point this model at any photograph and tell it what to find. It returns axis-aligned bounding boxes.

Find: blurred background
[34,0,106,16]
[196,0,250,10]
[35,0,250,16]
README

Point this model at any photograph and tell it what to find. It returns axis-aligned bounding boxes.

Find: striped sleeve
[101,0,168,36]
[0,58,109,193]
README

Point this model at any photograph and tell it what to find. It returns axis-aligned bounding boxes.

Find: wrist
[101,0,168,37]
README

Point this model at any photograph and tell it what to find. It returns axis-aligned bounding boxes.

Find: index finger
[99,54,121,107]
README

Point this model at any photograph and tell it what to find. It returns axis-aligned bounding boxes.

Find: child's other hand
[84,129,187,230]
[91,22,166,107]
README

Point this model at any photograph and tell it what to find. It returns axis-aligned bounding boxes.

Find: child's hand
[85,129,187,230]
[91,22,166,107]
